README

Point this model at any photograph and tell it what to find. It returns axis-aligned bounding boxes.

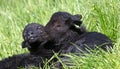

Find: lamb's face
[46,16,70,38]
[23,23,46,43]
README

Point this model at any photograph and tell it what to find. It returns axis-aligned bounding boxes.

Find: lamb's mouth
[28,36,38,43]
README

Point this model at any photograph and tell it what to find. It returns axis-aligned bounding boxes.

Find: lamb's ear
[71,14,82,26]
[22,41,31,48]
[22,41,26,48]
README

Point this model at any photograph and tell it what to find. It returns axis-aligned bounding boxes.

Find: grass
[0,0,120,69]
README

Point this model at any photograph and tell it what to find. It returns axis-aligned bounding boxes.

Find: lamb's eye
[37,26,41,30]
[56,25,61,27]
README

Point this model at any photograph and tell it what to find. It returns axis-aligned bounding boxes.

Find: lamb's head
[22,23,48,48]
[45,12,83,40]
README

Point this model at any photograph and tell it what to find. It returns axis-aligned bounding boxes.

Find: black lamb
[0,23,56,69]
[44,11,113,53]
[22,23,54,58]
[44,12,113,68]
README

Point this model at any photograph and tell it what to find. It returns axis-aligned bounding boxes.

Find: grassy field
[0,0,120,69]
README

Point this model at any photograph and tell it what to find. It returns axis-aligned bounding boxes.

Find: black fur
[62,32,113,54]
[45,12,86,53]
[0,11,113,69]
[44,12,113,68]
[0,54,43,69]
[22,23,54,58]
[0,23,55,69]
[45,11,113,53]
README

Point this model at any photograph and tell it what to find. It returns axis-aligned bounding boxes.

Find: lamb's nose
[28,31,34,37]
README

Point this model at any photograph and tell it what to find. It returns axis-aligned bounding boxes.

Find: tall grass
[0,0,119,69]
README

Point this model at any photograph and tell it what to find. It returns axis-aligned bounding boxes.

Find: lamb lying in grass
[44,11,113,68]
[0,23,54,69]
[45,11,113,54]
